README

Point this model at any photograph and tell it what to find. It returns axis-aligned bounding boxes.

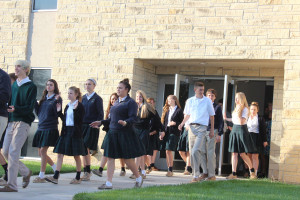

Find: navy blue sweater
[0,69,11,118]
[149,110,164,133]
[207,102,224,136]
[133,106,158,130]
[35,95,62,131]
[102,95,137,131]
[82,93,104,124]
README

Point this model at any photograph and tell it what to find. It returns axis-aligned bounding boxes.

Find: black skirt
[32,129,59,148]
[0,129,6,149]
[82,124,100,151]
[177,128,189,152]
[101,132,108,150]
[249,132,262,154]
[160,128,179,152]
[147,133,160,155]
[102,128,145,159]
[228,125,257,153]
[133,127,149,155]
[54,126,87,156]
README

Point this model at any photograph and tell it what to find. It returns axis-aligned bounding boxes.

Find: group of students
[0,60,269,192]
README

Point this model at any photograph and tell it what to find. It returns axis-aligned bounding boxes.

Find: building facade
[0,0,300,183]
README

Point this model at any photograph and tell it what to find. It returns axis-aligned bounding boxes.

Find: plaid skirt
[102,128,145,159]
[54,126,87,156]
[177,128,189,152]
[228,125,257,153]
[82,124,100,151]
[32,129,59,148]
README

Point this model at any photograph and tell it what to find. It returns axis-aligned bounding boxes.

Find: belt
[190,123,202,126]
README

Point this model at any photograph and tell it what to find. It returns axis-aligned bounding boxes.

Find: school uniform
[177,124,189,152]
[82,92,104,151]
[161,106,184,152]
[101,95,144,159]
[32,94,61,148]
[228,107,256,153]
[247,115,267,154]
[146,110,163,156]
[54,100,87,156]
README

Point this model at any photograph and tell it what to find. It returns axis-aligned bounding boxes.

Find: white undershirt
[86,92,95,100]
[66,100,78,126]
[167,106,177,127]
[247,115,259,133]
[16,77,31,87]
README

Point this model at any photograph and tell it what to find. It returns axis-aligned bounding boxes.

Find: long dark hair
[39,79,60,106]
[161,95,181,124]
[105,93,118,120]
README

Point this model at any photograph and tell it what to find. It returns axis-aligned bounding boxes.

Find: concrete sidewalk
[0,170,226,200]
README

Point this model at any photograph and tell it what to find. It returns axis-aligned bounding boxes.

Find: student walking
[0,69,12,186]
[131,90,160,179]
[224,92,256,179]
[177,121,192,175]
[247,102,267,176]
[0,60,37,192]
[200,89,223,181]
[45,86,87,184]
[32,79,62,183]
[178,82,215,183]
[160,95,184,177]
[81,79,104,181]
[92,93,128,177]
[90,78,144,189]
[146,98,163,174]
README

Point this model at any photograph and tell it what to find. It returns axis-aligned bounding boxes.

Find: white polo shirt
[183,95,215,126]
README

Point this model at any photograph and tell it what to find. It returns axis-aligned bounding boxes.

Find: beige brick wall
[2,0,300,182]
[0,0,31,71]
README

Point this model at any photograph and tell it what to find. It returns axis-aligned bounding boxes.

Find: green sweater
[9,81,37,126]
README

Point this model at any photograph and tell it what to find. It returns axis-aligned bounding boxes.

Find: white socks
[39,172,45,179]
[136,176,142,183]
[141,170,146,175]
[106,181,112,187]
[51,164,57,172]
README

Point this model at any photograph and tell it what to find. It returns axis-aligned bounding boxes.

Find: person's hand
[228,126,232,131]
[73,101,78,109]
[118,120,127,126]
[169,121,176,126]
[159,132,165,140]
[263,142,268,147]
[55,94,60,101]
[149,131,156,136]
[209,129,214,139]
[178,123,183,131]
[56,103,62,112]
[223,113,227,120]
[7,105,15,113]
[90,121,101,128]
[216,135,221,143]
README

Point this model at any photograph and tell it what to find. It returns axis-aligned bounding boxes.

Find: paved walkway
[0,171,226,200]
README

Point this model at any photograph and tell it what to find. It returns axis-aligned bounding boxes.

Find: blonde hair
[250,101,259,112]
[136,90,155,118]
[161,95,181,124]
[233,92,249,117]
[15,60,31,76]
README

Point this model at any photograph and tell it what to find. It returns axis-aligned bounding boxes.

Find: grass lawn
[0,160,101,177]
[73,179,300,200]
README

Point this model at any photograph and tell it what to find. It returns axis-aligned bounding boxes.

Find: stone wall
[0,0,31,71]
[2,0,300,182]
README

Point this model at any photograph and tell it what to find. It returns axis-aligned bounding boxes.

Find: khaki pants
[3,122,31,191]
[200,129,218,178]
[188,124,207,178]
[0,116,8,140]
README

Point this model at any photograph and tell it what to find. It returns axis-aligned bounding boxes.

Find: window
[32,0,57,11]
[28,68,52,100]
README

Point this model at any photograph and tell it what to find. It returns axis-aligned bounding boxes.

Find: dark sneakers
[22,170,32,188]
[0,185,18,192]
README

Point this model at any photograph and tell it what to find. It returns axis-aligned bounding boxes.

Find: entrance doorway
[155,74,274,174]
